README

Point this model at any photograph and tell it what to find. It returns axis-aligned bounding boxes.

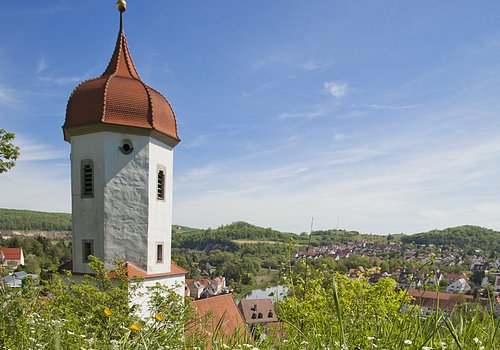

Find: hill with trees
[400,225,500,256]
[0,208,71,231]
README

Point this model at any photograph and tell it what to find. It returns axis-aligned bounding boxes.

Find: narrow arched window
[81,159,94,198]
[157,170,165,200]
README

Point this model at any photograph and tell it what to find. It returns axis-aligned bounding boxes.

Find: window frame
[156,243,164,263]
[157,166,166,200]
[82,239,94,263]
[80,159,94,198]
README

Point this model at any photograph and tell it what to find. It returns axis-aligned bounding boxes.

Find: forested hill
[400,225,500,255]
[172,221,294,251]
[0,208,71,231]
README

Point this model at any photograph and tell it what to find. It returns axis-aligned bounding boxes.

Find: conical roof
[63,24,180,146]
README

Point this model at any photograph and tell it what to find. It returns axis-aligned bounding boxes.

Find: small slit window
[82,240,94,263]
[157,170,165,200]
[156,243,163,263]
[81,159,94,198]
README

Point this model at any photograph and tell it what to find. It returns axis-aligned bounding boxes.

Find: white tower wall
[70,131,174,275]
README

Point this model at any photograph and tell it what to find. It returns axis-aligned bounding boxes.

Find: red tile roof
[407,289,474,311]
[238,299,278,324]
[0,248,22,261]
[191,294,247,340]
[64,26,180,145]
[124,261,187,279]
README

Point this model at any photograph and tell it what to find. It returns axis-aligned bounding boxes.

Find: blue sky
[1,1,500,234]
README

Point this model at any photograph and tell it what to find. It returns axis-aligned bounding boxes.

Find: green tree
[0,129,20,173]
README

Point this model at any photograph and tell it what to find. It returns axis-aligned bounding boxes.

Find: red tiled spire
[63,12,180,145]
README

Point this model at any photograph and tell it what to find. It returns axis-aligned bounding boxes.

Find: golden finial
[116,0,127,13]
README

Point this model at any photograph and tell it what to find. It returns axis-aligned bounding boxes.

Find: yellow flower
[155,312,164,321]
[103,307,112,317]
[130,323,142,332]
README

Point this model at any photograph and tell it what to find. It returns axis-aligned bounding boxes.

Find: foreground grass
[0,257,498,349]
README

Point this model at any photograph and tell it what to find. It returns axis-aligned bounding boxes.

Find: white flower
[367,336,375,341]
[479,347,484,350]
[422,347,433,350]
[473,337,479,343]
[404,340,412,345]
[300,341,309,345]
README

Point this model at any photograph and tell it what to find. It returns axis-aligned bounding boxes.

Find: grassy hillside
[401,225,500,256]
[0,208,71,231]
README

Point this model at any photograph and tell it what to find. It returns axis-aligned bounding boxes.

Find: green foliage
[255,258,500,350]
[0,129,20,173]
[0,257,202,349]
[0,235,71,272]
[0,208,72,231]
[401,225,500,256]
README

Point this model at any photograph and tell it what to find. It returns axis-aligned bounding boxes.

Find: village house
[185,276,228,300]
[2,271,38,288]
[446,278,471,294]
[238,299,279,335]
[191,294,247,341]
[407,289,474,314]
[0,247,24,269]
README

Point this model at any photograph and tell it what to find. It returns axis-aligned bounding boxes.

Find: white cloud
[253,54,329,72]
[334,133,345,141]
[14,137,67,161]
[363,103,424,110]
[37,75,86,86]
[278,109,328,120]
[36,54,48,74]
[0,86,18,105]
[324,81,348,98]
[298,60,329,72]
[0,161,70,213]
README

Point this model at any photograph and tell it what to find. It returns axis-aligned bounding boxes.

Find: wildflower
[300,341,309,345]
[367,336,375,341]
[473,337,479,343]
[67,330,75,335]
[422,347,433,350]
[155,312,164,321]
[103,307,112,317]
[404,340,412,345]
[130,323,142,332]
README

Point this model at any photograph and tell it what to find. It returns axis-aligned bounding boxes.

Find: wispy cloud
[278,109,328,120]
[333,133,345,141]
[324,81,348,98]
[241,81,281,98]
[360,103,424,110]
[182,135,207,149]
[33,55,87,86]
[37,75,87,86]
[15,137,67,162]
[297,60,330,72]
[36,55,48,74]
[252,54,329,72]
[0,86,17,105]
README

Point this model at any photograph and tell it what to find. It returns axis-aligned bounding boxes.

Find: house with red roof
[191,294,248,343]
[0,247,24,269]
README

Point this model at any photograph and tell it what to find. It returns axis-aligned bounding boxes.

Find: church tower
[62,1,185,288]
